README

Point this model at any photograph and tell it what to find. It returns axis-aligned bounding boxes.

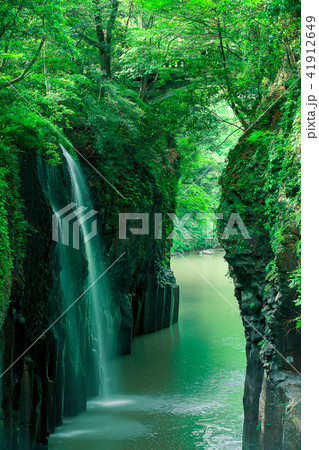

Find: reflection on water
[49,252,245,449]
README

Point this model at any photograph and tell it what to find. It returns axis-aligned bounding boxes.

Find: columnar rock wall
[0,147,179,449]
[219,82,301,449]
[225,234,301,449]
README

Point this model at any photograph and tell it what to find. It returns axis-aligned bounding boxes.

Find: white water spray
[61,145,113,394]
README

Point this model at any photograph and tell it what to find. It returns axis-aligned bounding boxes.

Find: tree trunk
[93,0,119,98]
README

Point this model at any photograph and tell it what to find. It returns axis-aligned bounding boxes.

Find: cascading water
[59,145,113,394]
[38,143,115,400]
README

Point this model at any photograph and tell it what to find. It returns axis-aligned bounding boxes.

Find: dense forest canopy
[0,0,300,319]
[0,0,300,141]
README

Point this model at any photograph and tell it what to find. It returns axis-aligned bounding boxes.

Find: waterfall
[58,145,114,394]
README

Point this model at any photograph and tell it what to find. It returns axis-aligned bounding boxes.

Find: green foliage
[0,102,62,320]
[172,103,241,253]
[290,265,301,328]
[0,105,60,162]
[0,0,300,327]
[86,81,146,151]
[0,143,26,322]
[218,74,301,327]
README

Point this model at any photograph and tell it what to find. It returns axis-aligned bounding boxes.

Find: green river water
[49,252,246,449]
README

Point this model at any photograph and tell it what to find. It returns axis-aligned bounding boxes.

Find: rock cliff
[0,142,179,449]
[219,76,301,449]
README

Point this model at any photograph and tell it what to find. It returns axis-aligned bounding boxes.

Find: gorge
[0,0,301,449]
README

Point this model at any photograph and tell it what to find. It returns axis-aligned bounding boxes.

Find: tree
[77,0,119,98]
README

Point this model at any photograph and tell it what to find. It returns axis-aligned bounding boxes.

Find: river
[49,252,246,449]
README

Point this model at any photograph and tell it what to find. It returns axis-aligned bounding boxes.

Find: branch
[211,110,244,131]
[94,1,105,46]
[0,37,45,90]
[0,44,9,71]
[105,0,120,46]
[240,76,301,137]
[215,17,248,128]
[225,46,243,60]
[123,0,134,44]
[79,32,103,49]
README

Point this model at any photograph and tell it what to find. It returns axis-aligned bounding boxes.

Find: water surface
[49,252,245,449]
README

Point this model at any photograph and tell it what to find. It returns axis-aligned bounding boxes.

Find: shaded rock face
[105,201,180,355]
[218,73,301,448]
[0,150,93,450]
[225,233,301,449]
[219,98,301,447]
[0,149,179,449]
[109,241,180,355]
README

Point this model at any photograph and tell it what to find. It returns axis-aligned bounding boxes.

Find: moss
[0,107,62,328]
[218,76,301,326]
[0,143,26,326]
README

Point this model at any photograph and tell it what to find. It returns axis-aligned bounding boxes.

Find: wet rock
[0,147,180,449]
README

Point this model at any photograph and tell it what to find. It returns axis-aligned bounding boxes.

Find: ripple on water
[49,254,246,450]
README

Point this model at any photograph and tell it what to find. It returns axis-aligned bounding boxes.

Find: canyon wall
[0,144,179,449]
[219,77,301,449]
